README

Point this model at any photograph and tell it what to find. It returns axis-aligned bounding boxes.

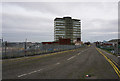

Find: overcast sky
[2,2,118,42]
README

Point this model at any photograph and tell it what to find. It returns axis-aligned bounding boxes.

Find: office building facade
[54,17,81,43]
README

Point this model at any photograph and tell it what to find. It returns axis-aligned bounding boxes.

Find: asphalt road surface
[2,45,120,79]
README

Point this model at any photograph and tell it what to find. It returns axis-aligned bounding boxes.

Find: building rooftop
[54,17,80,21]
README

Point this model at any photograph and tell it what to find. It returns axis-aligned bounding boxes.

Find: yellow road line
[110,58,120,68]
[96,48,120,78]
[96,48,120,73]
[96,48,120,74]
[99,49,120,67]
[107,59,120,77]
[96,48,120,77]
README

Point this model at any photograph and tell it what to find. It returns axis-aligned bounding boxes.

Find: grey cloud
[82,19,118,42]
[3,13,54,32]
[3,31,54,42]
[2,2,118,42]
[82,34,117,42]
[83,19,118,33]
[3,2,63,16]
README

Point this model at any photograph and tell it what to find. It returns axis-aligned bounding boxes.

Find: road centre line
[18,61,62,78]
[96,48,120,78]
[67,55,76,60]
[18,74,27,77]
[77,48,89,55]
[17,48,91,78]
[56,62,60,65]
[18,69,43,78]
[78,53,81,55]
[17,48,89,78]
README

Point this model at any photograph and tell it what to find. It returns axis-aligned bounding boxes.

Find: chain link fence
[96,44,120,55]
[2,43,84,59]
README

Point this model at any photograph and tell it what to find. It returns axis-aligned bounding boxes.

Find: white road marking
[56,62,60,65]
[37,69,42,71]
[28,71,35,75]
[17,48,90,78]
[18,74,27,77]
[78,52,82,55]
[67,55,76,60]
[78,49,88,55]
[17,69,43,77]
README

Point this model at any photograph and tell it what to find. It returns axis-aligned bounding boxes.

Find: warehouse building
[54,17,81,43]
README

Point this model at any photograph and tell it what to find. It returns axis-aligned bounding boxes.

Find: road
[2,45,120,79]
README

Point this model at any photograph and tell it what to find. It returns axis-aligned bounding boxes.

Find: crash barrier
[97,45,114,53]
[96,45,120,55]
[2,44,84,59]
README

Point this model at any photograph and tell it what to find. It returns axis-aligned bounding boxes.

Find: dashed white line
[78,53,81,55]
[67,55,76,60]
[17,48,90,78]
[18,74,27,77]
[77,48,90,55]
[37,69,42,71]
[17,69,43,78]
[56,62,60,65]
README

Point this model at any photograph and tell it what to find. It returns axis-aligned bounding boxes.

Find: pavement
[2,44,119,79]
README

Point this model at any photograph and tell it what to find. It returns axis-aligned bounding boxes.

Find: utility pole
[2,37,3,58]
[4,41,7,58]
[24,38,27,56]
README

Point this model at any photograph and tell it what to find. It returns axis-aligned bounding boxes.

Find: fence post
[4,41,7,58]
[24,39,27,56]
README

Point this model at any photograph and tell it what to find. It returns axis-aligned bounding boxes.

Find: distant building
[74,40,83,46]
[109,39,120,55]
[42,42,59,45]
[59,38,71,45]
[41,39,71,45]
[109,39,120,44]
[54,17,81,43]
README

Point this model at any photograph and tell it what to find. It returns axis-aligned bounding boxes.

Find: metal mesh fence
[2,44,83,59]
[96,45,119,55]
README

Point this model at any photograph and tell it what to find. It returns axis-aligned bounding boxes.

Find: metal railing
[2,44,84,59]
[96,45,120,55]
